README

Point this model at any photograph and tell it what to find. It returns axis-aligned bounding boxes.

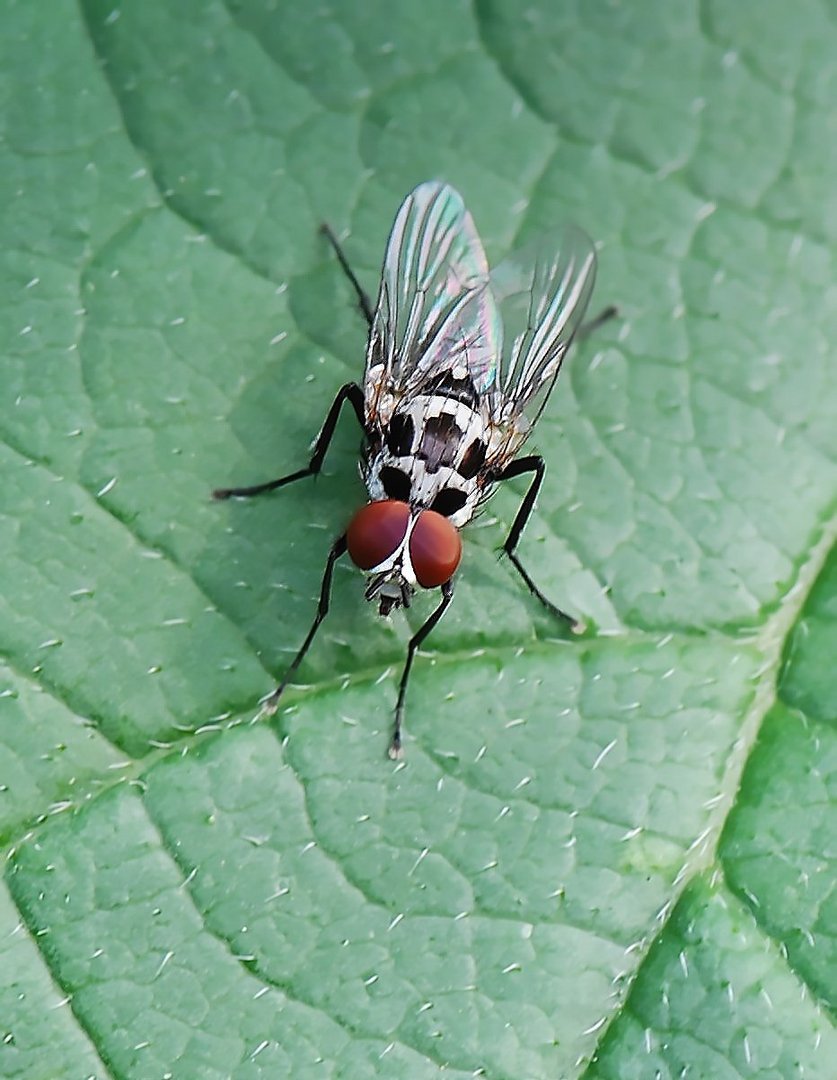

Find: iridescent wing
[487,225,597,456]
[364,182,503,426]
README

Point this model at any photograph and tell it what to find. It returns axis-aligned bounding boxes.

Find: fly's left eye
[410,510,462,588]
[347,500,410,570]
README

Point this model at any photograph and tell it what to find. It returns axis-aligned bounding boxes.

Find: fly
[214,182,613,758]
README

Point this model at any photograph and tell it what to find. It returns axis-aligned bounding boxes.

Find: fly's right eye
[409,509,462,587]
[347,500,410,570]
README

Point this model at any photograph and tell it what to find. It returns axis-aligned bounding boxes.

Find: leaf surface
[1,1,835,1077]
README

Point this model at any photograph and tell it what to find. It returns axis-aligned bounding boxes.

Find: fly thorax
[363,395,489,526]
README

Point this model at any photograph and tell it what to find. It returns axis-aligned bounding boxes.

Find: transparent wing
[364,182,502,421]
[488,225,597,452]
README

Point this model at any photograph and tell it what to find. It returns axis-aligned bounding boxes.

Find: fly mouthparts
[365,573,413,614]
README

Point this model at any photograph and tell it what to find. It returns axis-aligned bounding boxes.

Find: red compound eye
[347,500,410,570]
[410,509,462,588]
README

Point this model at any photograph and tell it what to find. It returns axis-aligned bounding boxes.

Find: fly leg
[577,304,618,341]
[212,381,366,500]
[261,534,348,715]
[390,579,455,760]
[492,455,584,633]
[320,223,375,328]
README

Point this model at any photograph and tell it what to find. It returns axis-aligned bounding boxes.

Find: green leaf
[1,1,835,1077]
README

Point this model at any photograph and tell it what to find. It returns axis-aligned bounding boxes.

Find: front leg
[213,381,366,500]
[390,579,455,760]
[261,533,348,714]
[491,455,583,633]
